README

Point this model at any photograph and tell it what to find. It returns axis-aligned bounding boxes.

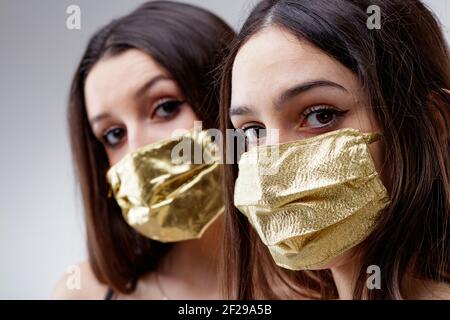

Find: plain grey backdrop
[0,0,448,299]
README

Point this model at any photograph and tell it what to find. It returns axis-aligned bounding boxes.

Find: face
[230,26,386,269]
[231,26,385,170]
[85,49,198,165]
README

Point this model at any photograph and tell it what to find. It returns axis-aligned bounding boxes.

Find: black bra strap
[104,288,115,300]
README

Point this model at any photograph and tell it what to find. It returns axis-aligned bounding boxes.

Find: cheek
[337,107,389,189]
[161,105,198,131]
[368,142,384,175]
[175,105,199,128]
[369,140,391,192]
[107,149,127,167]
[355,116,388,186]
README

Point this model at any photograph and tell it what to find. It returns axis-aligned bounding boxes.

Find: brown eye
[153,100,184,119]
[302,106,348,128]
[314,110,334,124]
[103,127,125,147]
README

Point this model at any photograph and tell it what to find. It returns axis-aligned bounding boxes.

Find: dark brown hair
[220,0,449,299]
[68,0,234,294]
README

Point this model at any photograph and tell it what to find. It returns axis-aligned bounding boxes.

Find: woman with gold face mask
[220,0,450,299]
[52,1,234,299]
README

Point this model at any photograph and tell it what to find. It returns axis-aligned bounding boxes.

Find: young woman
[220,0,449,299]
[52,1,234,299]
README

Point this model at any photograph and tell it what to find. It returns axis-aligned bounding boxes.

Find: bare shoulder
[51,260,108,300]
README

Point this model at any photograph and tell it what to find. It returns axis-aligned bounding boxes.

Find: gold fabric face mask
[107,128,224,243]
[234,128,390,270]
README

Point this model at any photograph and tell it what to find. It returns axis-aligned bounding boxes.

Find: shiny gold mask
[234,128,390,270]
[107,128,224,243]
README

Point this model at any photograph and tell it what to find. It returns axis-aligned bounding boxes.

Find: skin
[230,26,448,299]
[52,49,222,299]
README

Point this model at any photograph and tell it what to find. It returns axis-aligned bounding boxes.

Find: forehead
[231,26,357,104]
[84,49,168,116]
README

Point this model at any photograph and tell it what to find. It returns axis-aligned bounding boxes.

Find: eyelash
[100,99,185,149]
[240,105,348,146]
[101,126,125,149]
[300,105,348,129]
[150,98,185,120]
[240,123,266,149]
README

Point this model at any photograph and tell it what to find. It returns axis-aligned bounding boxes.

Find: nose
[263,123,301,146]
[126,123,156,153]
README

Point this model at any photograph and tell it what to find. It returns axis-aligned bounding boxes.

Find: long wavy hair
[68,1,234,294]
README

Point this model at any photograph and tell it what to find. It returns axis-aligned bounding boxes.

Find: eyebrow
[133,74,171,100]
[275,79,348,108]
[229,79,348,117]
[89,113,110,127]
[89,74,171,126]
[229,106,254,117]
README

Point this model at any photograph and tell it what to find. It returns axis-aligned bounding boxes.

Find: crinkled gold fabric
[234,128,390,270]
[107,128,224,243]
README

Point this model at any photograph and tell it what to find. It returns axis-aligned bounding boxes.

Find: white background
[0,0,448,299]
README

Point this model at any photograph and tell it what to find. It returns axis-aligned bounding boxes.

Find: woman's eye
[243,125,266,146]
[103,127,125,147]
[153,100,184,119]
[302,106,347,128]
